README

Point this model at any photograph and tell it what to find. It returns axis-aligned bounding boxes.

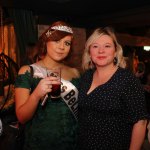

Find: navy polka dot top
[78,67,148,150]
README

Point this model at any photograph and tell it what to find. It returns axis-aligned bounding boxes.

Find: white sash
[61,79,78,121]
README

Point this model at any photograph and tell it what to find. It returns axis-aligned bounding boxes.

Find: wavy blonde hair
[82,27,126,71]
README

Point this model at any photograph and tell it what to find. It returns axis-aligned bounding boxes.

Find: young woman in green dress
[15,21,80,150]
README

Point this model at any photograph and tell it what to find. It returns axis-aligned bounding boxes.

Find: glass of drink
[47,68,61,98]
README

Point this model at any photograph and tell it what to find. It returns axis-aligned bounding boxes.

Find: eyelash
[65,42,71,46]
[91,45,97,48]
[105,45,111,48]
[92,45,111,48]
[55,41,71,46]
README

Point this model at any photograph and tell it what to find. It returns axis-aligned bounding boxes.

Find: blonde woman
[78,27,148,150]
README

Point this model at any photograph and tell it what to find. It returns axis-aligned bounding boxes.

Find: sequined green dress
[14,65,79,150]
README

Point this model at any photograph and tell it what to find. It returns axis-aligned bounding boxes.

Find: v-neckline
[86,67,120,95]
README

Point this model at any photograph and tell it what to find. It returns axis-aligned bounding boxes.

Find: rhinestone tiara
[51,25,73,34]
[46,30,53,38]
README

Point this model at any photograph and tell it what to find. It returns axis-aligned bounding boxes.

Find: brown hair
[38,21,73,56]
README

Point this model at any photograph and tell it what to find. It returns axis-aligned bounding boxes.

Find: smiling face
[46,35,72,62]
[89,34,116,68]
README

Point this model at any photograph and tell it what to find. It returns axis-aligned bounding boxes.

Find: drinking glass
[47,68,61,98]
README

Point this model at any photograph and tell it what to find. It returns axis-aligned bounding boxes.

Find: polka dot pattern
[78,67,149,150]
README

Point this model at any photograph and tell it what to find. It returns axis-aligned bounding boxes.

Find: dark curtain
[10,9,38,65]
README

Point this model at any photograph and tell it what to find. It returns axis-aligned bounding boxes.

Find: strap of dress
[29,65,34,77]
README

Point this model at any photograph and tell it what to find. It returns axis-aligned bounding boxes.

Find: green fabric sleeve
[14,71,31,89]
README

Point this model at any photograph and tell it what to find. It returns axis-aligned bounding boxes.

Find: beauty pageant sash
[61,78,78,121]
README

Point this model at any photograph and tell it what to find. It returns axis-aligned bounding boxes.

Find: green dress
[14,65,79,150]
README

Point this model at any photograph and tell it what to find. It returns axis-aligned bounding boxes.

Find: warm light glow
[143,46,150,51]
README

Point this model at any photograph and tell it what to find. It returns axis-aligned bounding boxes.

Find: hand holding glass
[47,68,61,98]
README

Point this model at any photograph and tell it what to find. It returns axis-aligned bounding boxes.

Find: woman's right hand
[32,76,61,100]
[33,77,53,100]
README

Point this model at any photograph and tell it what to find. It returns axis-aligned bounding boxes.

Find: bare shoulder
[18,65,31,75]
[72,68,80,77]
[62,65,80,80]
[71,67,80,78]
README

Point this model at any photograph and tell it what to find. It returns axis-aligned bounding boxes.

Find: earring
[113,57,118,65]
[89,60,92,65]
[89,60,94,68]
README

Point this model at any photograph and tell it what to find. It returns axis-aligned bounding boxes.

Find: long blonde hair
[82,27,126,71]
